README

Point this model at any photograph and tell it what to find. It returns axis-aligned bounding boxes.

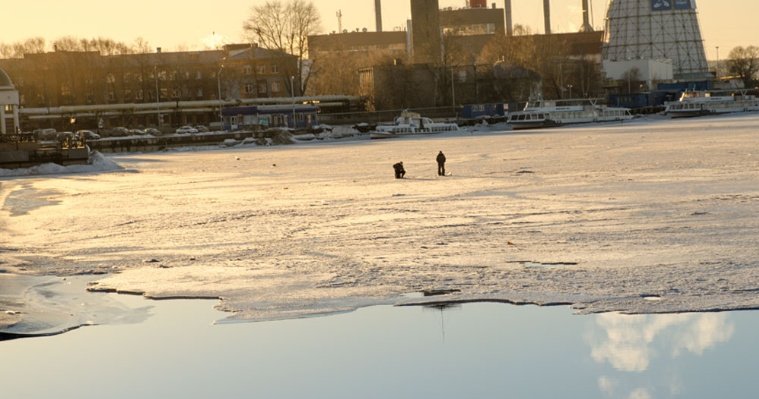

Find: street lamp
[154,65,161,128]
[217,63,225,124]
[450,67,456,107]
[567,84,573,99]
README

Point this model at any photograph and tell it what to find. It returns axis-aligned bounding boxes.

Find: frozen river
[1,114,759,334]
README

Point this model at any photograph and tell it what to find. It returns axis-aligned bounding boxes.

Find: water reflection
[588,312,736,399]
[1,298,757,399]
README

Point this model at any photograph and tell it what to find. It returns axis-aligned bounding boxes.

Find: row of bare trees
[0,37,154,59]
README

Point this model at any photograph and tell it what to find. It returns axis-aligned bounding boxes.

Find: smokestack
[375,0,383,32]
[580,0,594,32]
[543,0,551,34]
[504,0,513,36]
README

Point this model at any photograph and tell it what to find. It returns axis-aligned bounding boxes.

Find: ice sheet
[2,115,758,328]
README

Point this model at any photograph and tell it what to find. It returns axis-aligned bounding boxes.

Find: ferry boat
[664,90,759,118]
[369,110,459,139]
[507,98,633,130]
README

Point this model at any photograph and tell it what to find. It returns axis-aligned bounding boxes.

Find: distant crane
[337,10,343,33]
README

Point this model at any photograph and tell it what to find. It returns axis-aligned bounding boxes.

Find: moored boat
[369,110,459,139]
[664,90,759,118]
[508,98,633,130]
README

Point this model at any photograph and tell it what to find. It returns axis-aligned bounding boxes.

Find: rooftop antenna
[336,10,343,33]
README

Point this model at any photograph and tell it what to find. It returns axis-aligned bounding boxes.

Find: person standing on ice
[436,151,446,176]
[393,161,406,179]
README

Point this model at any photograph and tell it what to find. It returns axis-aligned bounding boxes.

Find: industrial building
[409,0,444,64]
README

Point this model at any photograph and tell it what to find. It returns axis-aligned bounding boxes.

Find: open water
[1,293,757,399]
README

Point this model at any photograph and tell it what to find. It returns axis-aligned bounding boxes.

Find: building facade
[0,68,20,134]
[0,44,299,131]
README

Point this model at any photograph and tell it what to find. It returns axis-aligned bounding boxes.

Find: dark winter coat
[436,152,446,165]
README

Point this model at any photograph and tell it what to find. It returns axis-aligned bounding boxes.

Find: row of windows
[102,65,282,84]
[27,79,285,104]
[243,64,280,75]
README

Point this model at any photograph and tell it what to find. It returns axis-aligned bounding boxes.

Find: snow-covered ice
[2,114,759,330]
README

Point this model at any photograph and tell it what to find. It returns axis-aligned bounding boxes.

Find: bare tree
[242,0,321,93]
[10,37,46,58]
[479,25,570,100]
[727,46,759,88]
[131,38,152,54]
[0,43,13,59]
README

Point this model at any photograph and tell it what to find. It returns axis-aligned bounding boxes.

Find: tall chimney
[580,0,594,32]
[543,0,551,34]
[504,0,513,36]
[375,0,383,32]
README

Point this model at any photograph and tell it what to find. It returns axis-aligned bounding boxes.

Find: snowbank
[0,151,122,177]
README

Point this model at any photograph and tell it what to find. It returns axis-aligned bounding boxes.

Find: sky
[0,0,754,58]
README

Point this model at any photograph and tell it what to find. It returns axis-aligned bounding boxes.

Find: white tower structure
[603,0,710,81]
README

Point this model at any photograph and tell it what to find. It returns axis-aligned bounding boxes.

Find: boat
[369,110,459,139]
[664,90,759,118]
[507,98,633,130]
[1,132,90,169]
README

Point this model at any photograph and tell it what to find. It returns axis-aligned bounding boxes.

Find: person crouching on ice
[393,161,406,179]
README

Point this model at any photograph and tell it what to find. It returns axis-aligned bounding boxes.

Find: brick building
[0,44,299,131]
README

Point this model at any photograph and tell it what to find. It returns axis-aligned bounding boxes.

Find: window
[136,90,144,100]
[271,81,281,93]
[244,65,253,75]
[258,81,268,95]
[197,88,204,98]
[196,71,203,80]
[245,84,255,95]
[61,83,72,96]
[271,64,279,73]
[256,65,266,74]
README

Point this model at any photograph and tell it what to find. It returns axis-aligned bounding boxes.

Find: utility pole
[290,75,296,128]
[337,10,343,33]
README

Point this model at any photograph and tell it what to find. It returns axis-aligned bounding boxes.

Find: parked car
[194,125,210,133]
[144,128,162,136]
[175,125,199,134]
[129,128,147,135]
[33,128,58,140]
[107,127,130,137]
[76,130,101,140]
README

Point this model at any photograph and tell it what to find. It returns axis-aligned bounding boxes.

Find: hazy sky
[0,0,753,58]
